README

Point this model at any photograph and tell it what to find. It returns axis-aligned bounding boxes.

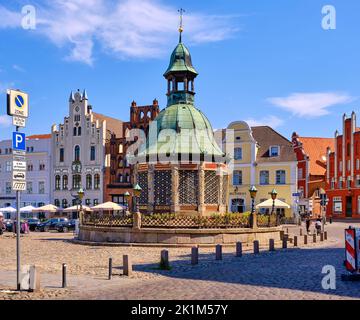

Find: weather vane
[178,8,185,42]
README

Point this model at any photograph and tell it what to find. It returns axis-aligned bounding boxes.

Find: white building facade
[0,135,52,219]
[51,90,122,217]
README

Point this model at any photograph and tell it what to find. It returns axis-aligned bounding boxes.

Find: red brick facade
[326,112,360,219]
[103,100,160,207]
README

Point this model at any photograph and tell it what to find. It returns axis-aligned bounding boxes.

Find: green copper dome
[137,104,225,160]
[164,43,198,77]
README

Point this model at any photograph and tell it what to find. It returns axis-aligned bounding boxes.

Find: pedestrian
[329,215,333,224]
[305,213,311,234]
[0,213,5,236]
[315,215,322,235]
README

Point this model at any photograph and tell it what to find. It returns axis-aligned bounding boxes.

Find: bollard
[300,228,303,236]
[62,263,67,288]
[191,247,199,265]
[108,258,113,280]
[320,232,324,242]
[269,239,275,252]
[304,235,308,245]
[324,231,328,240]
[236,242,242,257]
[286,228,289,234]
[253,240,259,254]
[313,234,316,243]
[123,255,132,276]
[216,244,222,260]
[160,250,170,270]
[293,236,298,247]
[282,235,288,249]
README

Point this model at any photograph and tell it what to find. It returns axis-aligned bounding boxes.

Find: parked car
[25,218,41,231]
[35,218,68,232]
[55,219,77,233]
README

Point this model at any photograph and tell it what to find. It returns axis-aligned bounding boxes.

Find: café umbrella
[91,202,125,211]
[19,205,36,213]
[63,205,92,212]
[32,204,61,213]
[255,198,291,209]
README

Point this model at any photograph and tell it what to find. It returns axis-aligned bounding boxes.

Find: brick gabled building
[292,133,334,216]
[326,112,360,219]
[103,100,159,206]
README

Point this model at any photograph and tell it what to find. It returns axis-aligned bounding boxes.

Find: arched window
[94,174,100,189]
[55,175,61,190]
[78,127,82,136]
[74,145,80,161]
[118,174,123,183]
[72,174,81,189]
[90,146,96,161]
[62,175,68,190]
[86,174,92,189]
[73,127,77,136]
[62,199,68,208]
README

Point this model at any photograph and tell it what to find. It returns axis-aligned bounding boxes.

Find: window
[72,174,81,189]
[347,160,351,171]
[74,115,81,122]
[333,196,342,213]
[62,175,68,190]
[347,177,352,188]
[356,176,360,187]
[331,179,335,189]
[5,182,11,194]
[270,146,279,157]
[54,199,60,207]
[62,199,68,208]
[59,148,64,163]
[94,174,100,189]
[93,199,99,206]
[90,146,96,161]
[39,182,45,194]
[78,127,82,136]
[347,143,351,156]
[85,199,91,206]
[126,173,130,183]
[55,175,61,190]
[298,168,303,179]
[357,159,360,171]
[6,161,12,172]
[259,171,269,185]
[112,195,126,205]
[86,174,92,189]
[27,182,33,194]
[118,174,123,183]
[27,164,33,171]
[233,171,242,186]
[339,161,342,172]
[74,145,80,161]
[73,127,77,136]
[276,170,286,185]
[339,178,343,189]
[234,148,242,160]
[231,198,245,213]
[39,163,45,171]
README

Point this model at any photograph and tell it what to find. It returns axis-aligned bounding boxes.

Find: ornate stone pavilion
[130,31,229,216]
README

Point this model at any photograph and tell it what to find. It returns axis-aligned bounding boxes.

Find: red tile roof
[297,137,334,176]
[27,134,51,140]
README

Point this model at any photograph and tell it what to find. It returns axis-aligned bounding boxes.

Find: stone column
[198,163,206,216]
[148,164,155,214]
[171,165,180,213]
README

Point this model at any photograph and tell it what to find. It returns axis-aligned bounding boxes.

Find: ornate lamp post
[124,191,131,215]
[269,188,278,225]
[249,186,257,228]
[132,184,142,230]
[77,187,85,224]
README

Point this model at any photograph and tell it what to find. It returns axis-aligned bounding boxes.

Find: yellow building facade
[225,121,298,218]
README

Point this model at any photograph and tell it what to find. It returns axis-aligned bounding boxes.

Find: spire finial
[178,8,185,43]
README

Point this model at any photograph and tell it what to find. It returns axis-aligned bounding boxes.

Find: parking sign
[12,132,26,151]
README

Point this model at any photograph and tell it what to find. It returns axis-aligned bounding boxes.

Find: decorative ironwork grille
[222,175,228,205]
[179,170,199,205]
[154,170,172,205]
[82,213,133,227]
[205,171,219,204]
[141,214,250,229]
[138,172,148,205]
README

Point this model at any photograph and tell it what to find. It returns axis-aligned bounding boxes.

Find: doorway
[346,196,352,217]
[231,199,245,213]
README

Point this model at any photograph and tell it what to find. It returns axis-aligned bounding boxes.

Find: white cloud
[0,1,239,65]
[245,115,284,129]
[13,64,25,72]
[267,92,355,118]
[0,6,21,28]
[0,115,11,128]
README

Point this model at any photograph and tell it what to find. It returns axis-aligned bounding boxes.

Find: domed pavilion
[132,29,229,216]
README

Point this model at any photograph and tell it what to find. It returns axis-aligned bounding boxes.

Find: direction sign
[13,150,26,156]
[12,132,26,151]
[292,193,301,197]
[12,171,26,181]
[12,116,26,128]
[12,181,26,191]
[13,160,26,171]
[7,90,29,118]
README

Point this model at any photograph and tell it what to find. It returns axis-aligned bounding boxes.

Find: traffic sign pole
[15,125,21,291]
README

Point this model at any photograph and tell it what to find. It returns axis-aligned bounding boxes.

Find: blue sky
[0,0,360,141]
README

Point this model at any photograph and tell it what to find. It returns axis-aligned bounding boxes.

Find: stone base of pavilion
[78,225,282,246]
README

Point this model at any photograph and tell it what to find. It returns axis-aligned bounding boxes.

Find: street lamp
[133,184,142,213]
[249,186,257,227]
[77,187,85,223]
[124,191,131,214]
[269,188,278,225]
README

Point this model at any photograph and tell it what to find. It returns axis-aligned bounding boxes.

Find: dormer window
[270,146,280,157]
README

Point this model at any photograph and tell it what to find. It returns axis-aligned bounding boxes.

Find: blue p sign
[12,132,26,151]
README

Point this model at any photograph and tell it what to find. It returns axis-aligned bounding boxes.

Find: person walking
[305,213,311,235]
[315,215,322,235]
